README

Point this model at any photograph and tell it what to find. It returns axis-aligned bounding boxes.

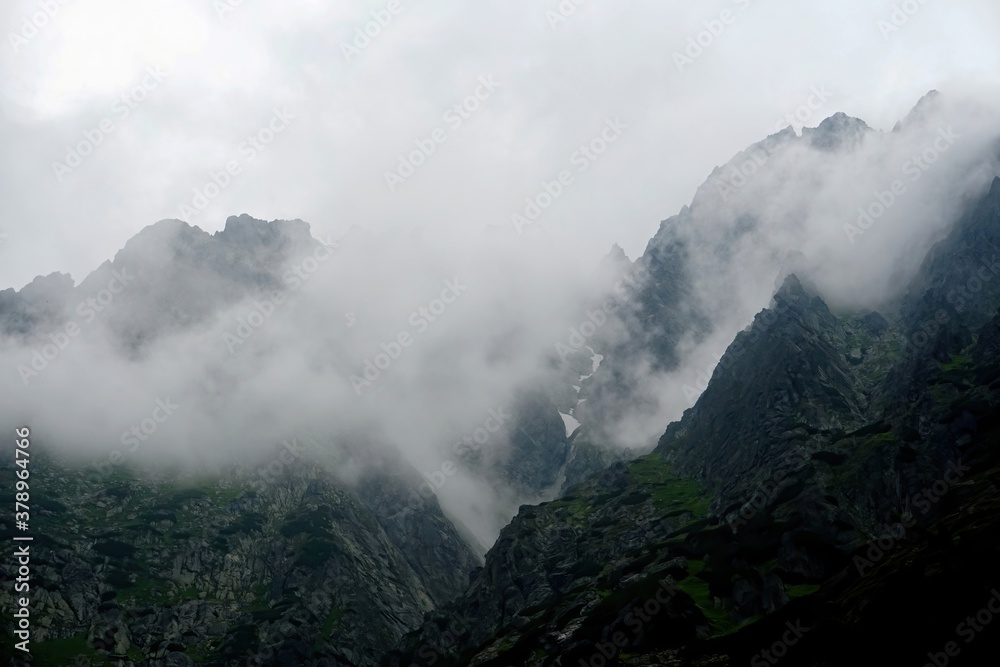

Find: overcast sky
[1,0,999,290]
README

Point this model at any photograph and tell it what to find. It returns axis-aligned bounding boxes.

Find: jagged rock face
[898,176,1000,333]
[0,215,323,350]
[0,443,479,667]
[656,274,871,490]
[893,89,942,132]
[0,272,76,336]
[382,178,1000,665]
[383,456,718,667]
[2,107,999,667]
[560,106,998,456]
[565,111,882,449]
[802,111,872,151]
[459,389,570,501]
[566,223,701,448]
[353,461,482,609]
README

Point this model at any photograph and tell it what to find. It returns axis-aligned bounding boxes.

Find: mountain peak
[115,218,208,262]
[893,89,944,132]
[606,243,629,262]
[137,217,198,239]
[774,272,807,300]
[805,112,872,151]
[916,88,941,105]
[217,214,313,247]
[20,271,75,295]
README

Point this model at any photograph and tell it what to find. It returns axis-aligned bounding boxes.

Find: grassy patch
[786,583,821,598]
[176,586,204,602]
[315,606,345,649]
[868,432,896,445]
[32,634,106,666]
[627,456,710,516]
[674,561,744,637]
[538,496,593,527]
[687,559,706,575]
[675,573,734,635]
[940,353,973,372]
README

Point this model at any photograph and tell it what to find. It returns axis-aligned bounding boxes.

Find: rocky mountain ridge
[3,97,999,665]
[383,176,1000,665]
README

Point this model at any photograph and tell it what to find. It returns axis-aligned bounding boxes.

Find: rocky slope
[0,440,479,667]
[0,215,320,348]
[3,99,999,666]
[382,177,1000,665]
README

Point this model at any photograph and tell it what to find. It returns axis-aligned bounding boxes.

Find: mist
[544,90,1000,454]
[2,1,1000,546]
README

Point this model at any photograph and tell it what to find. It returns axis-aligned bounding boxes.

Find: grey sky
[2,0,999,289]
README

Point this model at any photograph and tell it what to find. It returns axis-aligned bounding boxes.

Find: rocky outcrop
[382,175,1000,665]
[0,444,479,667]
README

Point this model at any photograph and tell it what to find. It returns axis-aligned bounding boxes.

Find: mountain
[0,436,480,666]
[0,215,323,349]
[3,94,1000,666]
[383,176,1000,666]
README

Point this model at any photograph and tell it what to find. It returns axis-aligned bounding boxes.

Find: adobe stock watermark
[878,0,934,39]
[923,588,1000,667]
[248,438,308,493]
[555,262,650,361]
[579,577,681,667]
[340,0,410,63]
[680,286,800,401]
[406,407,511,509]
[546,0,590,30]
[84,398,180,483]
[750,620,810,666]
[681,360,720,404]
[854,459,969,576]
[944,254,1000,313]
[673,0,756,73]
[772,86,834,134]
[51,65,170,182]
[350,278,468,395]
[7,0,71,55]
[384,74,501,192]
[843,126,959,244]
[708,286,807,386]
[713,86,834,202]
[511,117,628,234]
[177,107,296,221]
[898,255,1000,362]
[17,267,137,385]
[399,511,573,666]
[223,238,339,353]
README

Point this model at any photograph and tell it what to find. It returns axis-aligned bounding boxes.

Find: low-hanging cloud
[2,1,1000,547]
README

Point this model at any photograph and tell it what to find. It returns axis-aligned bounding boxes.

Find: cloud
[1,0,1000,544]
[2,0,999,288]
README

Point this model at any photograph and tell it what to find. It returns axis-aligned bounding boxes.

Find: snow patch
[576,346,604,381]
[591,353,604,373]
[559,412,581,438]
[586,346,605,373]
